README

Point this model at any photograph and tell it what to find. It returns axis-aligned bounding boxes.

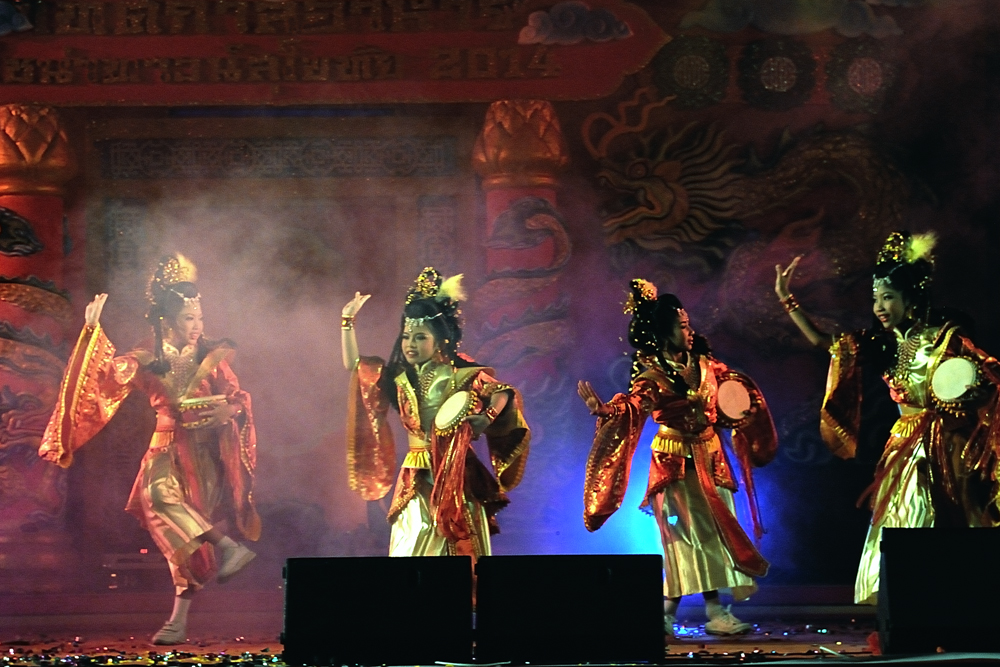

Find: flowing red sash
[690,441,769,578]
[430,421,474,542]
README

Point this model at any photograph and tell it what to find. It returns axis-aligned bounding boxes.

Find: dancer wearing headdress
[341,268,530,559]
[775,231,1000,604]
[578,281,777,636]
[39,255,260,644]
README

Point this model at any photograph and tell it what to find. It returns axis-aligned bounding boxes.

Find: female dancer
[40,254,260,644]
[775,231,1000,603]
[578,280,777,636]
[341,267,529,559]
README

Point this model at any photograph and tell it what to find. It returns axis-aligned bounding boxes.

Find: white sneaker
[151,620,186,645]
[704,606,752,635]
[664,613,677,639]
[217,543,256,583]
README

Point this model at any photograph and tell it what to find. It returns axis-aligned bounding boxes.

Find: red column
[470,100,572,388]
[0,105,77,593]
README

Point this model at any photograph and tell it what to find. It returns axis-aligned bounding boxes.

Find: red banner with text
[0,0,668,105]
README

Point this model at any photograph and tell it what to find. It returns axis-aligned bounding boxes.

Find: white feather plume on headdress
[904,231,937,264]
[437,274,466,303]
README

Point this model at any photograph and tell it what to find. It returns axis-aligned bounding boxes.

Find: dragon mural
[0,207,44,257]
[474,195,573,369]
[583,86,913,349]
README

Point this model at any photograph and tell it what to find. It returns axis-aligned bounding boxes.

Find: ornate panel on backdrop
[0,0,667,105]
[98,137,458,179]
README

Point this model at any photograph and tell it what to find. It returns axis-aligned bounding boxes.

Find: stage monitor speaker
[878,527,1000,654]
[475,554,665,664]
[281,556,472,666]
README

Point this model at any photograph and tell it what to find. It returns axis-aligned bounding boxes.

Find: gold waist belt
[890,410,928,439]
[651,426,715,457]
[402,435,431,469]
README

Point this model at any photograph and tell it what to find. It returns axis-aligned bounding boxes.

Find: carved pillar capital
[472,100,568,190]
[0,105,77,196]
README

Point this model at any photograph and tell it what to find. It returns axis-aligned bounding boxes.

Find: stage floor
[3,589,996,664]
[2,589,877,664]
[2,621,875,664]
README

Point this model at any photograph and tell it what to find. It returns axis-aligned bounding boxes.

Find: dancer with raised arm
[39,255,260,644]
[341,267,529,559]
[775,231,1000,604]
[578,280,777,636]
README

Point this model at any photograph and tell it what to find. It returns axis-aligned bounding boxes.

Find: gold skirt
[652,466,756,601]
[854,437,934,605]
[129,430,221,595]
[388,471,491,558]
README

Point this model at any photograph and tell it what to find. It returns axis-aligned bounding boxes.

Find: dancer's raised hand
[342,292,371,318]
[85,293,108,327]
[774,256,802,300]
[577,380,610,417]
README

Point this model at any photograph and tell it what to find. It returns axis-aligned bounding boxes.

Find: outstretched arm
[341,292,371,370]
[577,380,613,417]
[775,257,834,349]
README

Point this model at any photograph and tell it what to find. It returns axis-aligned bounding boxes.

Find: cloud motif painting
[519,1,632,46]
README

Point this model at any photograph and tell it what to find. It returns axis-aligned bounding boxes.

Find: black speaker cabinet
[878,528,1000,654]
[475,554,665,664]
[282,556,473,665]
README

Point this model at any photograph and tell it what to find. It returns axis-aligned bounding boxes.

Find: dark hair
[145,281,216,376]
[378,296,477,411]
[627,287,711,392]
[872,260,932,323]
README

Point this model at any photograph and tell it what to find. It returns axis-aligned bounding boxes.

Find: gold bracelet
[780,294,800,314]
[484,406,500,422]
[341,315,355,330]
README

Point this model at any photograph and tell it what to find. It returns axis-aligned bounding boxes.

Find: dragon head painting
[584,88,745,254]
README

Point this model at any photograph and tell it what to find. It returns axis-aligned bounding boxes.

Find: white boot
[704,605,752,635]
[152,619,187,645]
[217,542,256,583]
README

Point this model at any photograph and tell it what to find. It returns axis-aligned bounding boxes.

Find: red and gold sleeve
[954,332,1000,389]
[39,324,138,468]
[346,355,396,501]
[211,358,261,541]
[474,371,531,493]
[720,368,778,541]
[582,377,658,532]
[820,332,863,460]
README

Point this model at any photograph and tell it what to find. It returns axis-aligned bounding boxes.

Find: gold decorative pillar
[0,105,77,593]
[471,99,572,396]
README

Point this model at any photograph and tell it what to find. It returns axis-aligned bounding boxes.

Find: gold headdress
[874,230,936,297]
[876,230,937,268]
[147,253,200,307]
[624,278,657,314]
[403,267,465,331]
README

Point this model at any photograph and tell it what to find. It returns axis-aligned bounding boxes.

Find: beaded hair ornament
[624,278,689,387]
[873,230,936,298]
[403,267,465,332]
[624,278,659,352]
[147,253,201,308]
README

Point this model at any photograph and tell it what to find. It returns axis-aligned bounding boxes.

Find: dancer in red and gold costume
[578,280,777,636]
[341,268,529,559]
[39,254,260,644]
[775,231,1000,604]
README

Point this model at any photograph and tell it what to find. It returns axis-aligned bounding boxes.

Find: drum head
[931,357,977,401]
[717,379,752,421]
[434,390,475,433]
[179,394,228,410]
